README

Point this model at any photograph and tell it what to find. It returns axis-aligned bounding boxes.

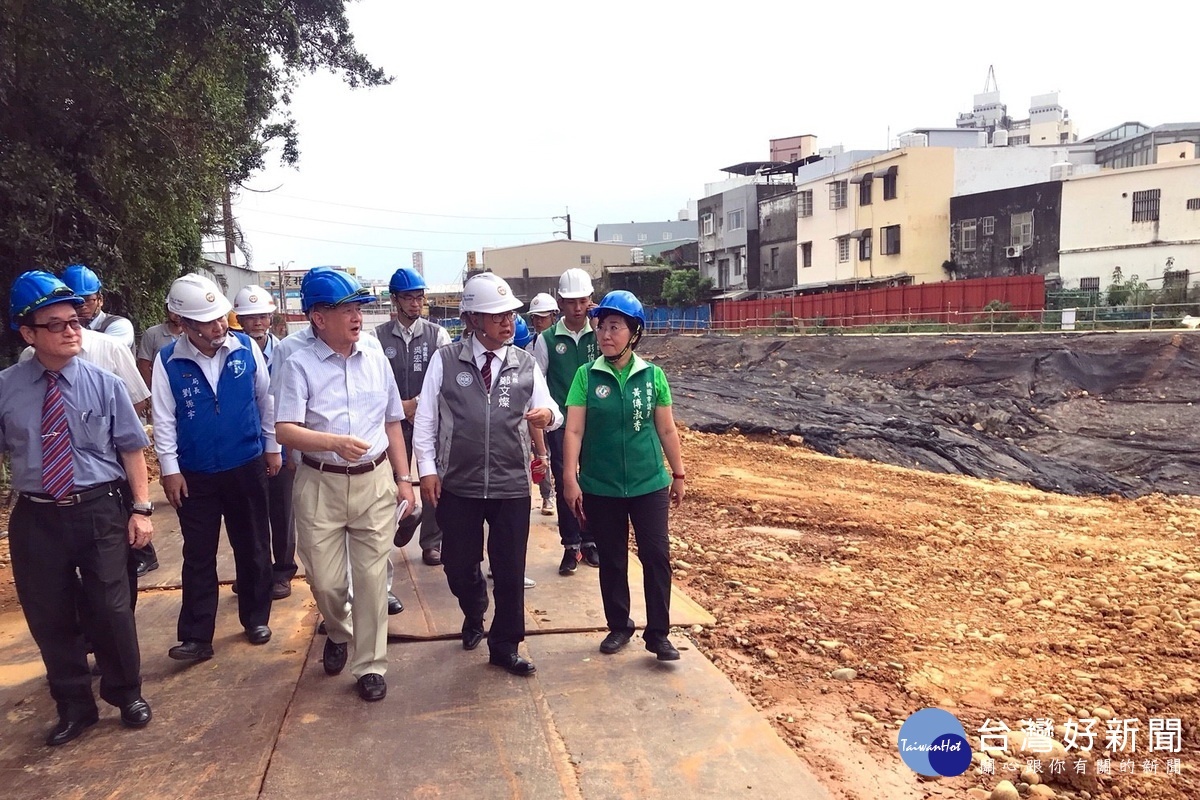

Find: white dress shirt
[274,337,404,466]
[88,310,136,349]
[151,332,279,476]
[270,323,382,395]
[532,318,591,374]
[412,337,562,479]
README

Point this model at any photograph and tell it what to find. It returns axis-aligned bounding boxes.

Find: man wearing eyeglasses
[0,271,155,746]
[375,267,451,567]
[413,272,561,677]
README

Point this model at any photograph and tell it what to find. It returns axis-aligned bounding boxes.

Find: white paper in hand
[396,499,411,525]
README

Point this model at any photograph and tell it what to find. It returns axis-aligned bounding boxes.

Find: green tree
[660,268,713,306]
[0,0,389,340]
[1105,266,1150,306]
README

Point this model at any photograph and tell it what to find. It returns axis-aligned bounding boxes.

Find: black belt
[301,452,387,476]
[21,481,120,507]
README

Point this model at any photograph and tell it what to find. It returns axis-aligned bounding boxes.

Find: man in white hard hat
[151,274,280,662]
[533,268,600,575]
[235,285,295,601]
[413,272,561,676]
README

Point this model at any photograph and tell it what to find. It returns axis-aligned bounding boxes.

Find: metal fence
[697,302,1200,335]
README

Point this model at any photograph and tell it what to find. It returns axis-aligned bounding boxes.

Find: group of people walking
[0,260,686,747]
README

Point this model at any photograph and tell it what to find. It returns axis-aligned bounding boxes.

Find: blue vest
[163,331,263,474]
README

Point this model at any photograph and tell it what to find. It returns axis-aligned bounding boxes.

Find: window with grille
[580,255,591,265]
[837,237,850,263]
[960,219,977,252]
[1187,198,1200,211]
[798,190,814,217]
[801,241,813,268]
[1010,211,1033,246]
[881,225,901,255]
[859,229,872,261]
[1132,189,1161,222]
[1079,276,1100,291]
[981,216,995,236]
[883,172,897,200]
[1163,269,1190,289]
[829,181,848,210]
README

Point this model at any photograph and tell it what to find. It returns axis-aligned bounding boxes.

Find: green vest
[541,321,597,405]
[578,356,672,498]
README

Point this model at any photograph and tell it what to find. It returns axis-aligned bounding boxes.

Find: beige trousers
[293,462,396,678]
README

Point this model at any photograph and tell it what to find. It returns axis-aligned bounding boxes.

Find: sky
[226,0,1197,287]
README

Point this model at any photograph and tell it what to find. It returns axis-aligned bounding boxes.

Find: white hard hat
[528,292,559,316]
[558,268,594,299]
[233,285,277,316]
[461,272,522,314]
[167,274,232,323]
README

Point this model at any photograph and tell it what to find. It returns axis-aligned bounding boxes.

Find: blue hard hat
[10,270,84,329]
[300,269,372,313]
[389,267,427,294]
[61,264,103,296]
[589,290,646,328]
[513,315,535,349]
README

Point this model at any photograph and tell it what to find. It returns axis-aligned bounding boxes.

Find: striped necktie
[481,351,495,392]
[41,371,75,499]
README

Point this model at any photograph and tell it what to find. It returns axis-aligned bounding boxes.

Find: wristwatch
[131,502,154,516]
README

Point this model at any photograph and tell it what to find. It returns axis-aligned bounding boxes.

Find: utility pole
[222,185,235,265]
[553,208,572,240]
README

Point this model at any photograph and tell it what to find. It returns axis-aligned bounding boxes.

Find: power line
[239,192,553,221]
[228,209,552,236]
[239,227,542,253]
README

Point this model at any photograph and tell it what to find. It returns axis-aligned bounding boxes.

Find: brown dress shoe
[422,547,442,566]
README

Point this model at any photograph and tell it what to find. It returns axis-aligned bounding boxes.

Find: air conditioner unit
[1005,245,1024,258]
[704,252,715,263]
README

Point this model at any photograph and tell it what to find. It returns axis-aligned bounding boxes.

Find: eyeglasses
[27,317,83,334]
[481,311,516,324]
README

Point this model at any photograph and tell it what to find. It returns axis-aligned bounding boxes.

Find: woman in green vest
[561,291,686,661]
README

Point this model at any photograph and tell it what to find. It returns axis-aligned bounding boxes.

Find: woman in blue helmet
[561,290,686,661]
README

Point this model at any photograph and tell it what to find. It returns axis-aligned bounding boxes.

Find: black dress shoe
[245,625,272,645]
[317,619,327,636]
[270,580,292,600]
[599,630,633,654]
[488,652,537,676]
[135,559,159,578]
[45,712,99,746]
[645,636,680,661]
[387,592,404,615]
[357,673,387,702]
[119,698,152,728]
[168,641,214,661]
[462,620,485,651]
[421,547,442,566]
[323,638,348,675]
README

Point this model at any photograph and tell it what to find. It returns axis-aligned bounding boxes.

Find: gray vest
[375,318,444,400]
[435,341,534,499]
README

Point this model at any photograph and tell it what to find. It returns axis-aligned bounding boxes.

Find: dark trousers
[175,457,272,643]
[9,491,142,720]
[402,420,442,550]
[583,488,672,639]
[435,490,529,655]
[267,467,297,582]
[547,427,590,548]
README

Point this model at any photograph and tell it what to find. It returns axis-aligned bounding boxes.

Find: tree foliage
[1105,266,1150,307]
[660,268,713,307]
[0,0,389,340]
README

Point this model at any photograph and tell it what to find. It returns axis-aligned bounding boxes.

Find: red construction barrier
[713,275,1045,330]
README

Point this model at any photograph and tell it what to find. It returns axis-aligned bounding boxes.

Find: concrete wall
[595,220,698,244]
[949,182,1062,280]
[759,191,798,290]
[953,146,1089,196]
[482,240,633,281]
[1059,160,1200,289]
